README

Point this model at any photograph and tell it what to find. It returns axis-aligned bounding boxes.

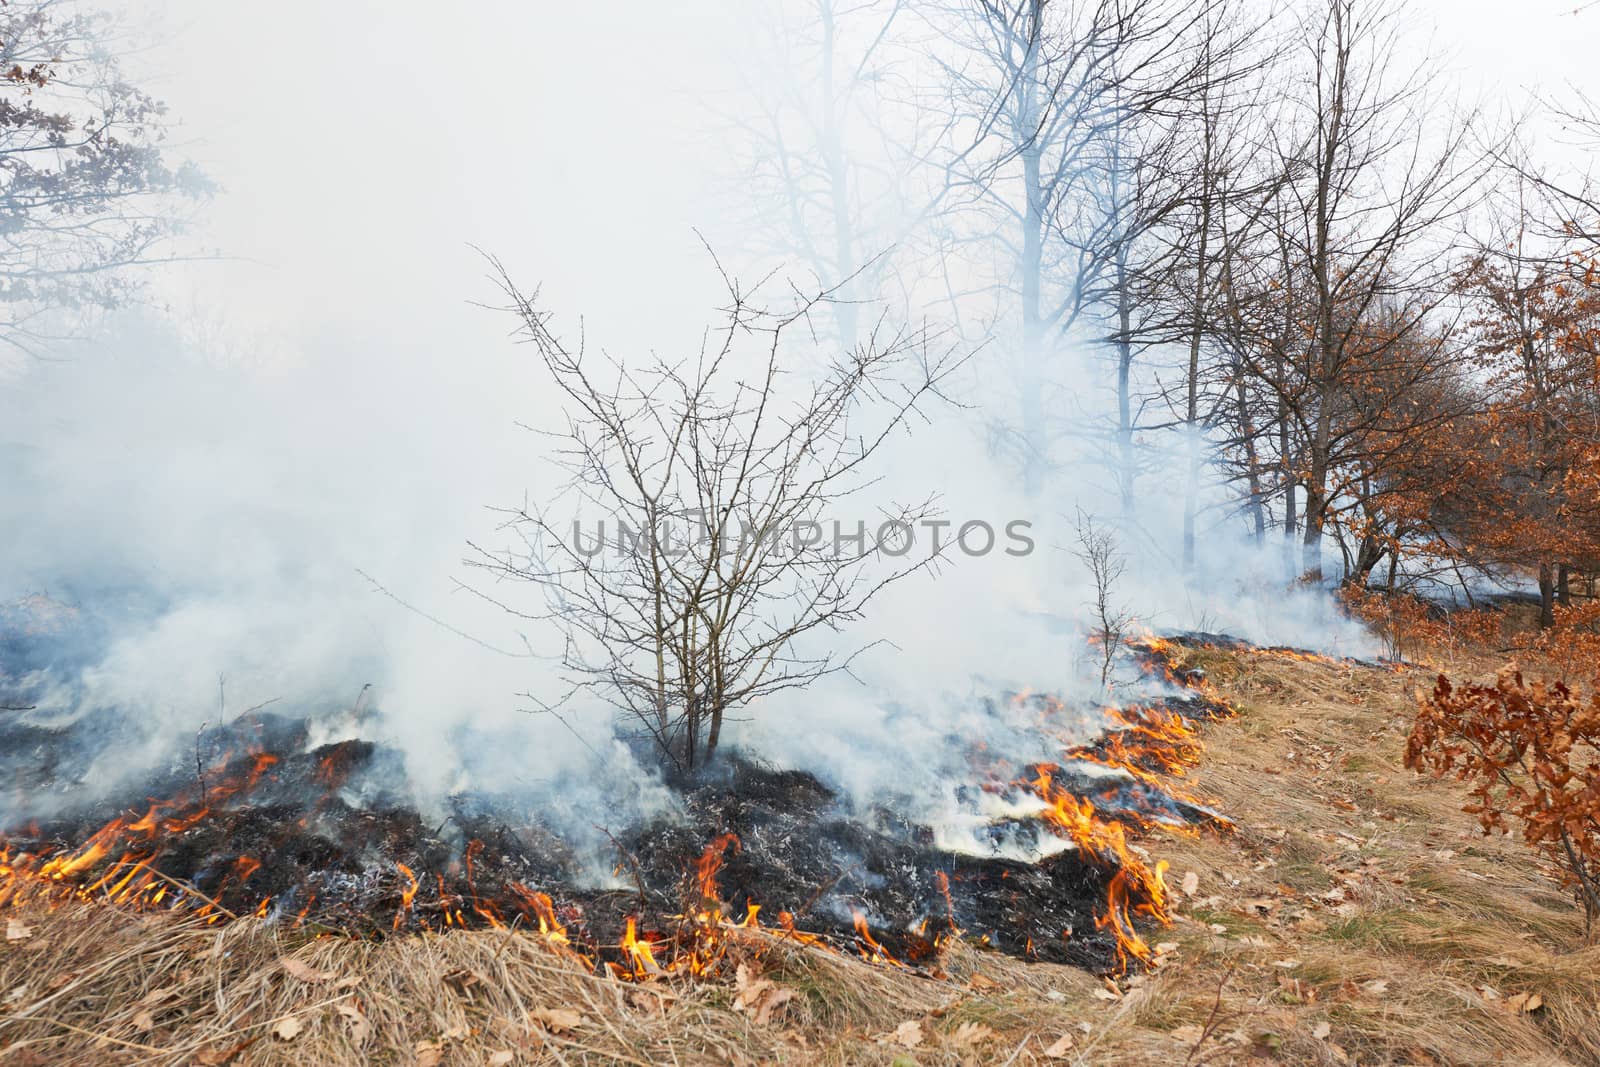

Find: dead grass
[4,644,1599,1065]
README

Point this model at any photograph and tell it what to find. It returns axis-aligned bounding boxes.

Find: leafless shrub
[1074,509,1131,690]
[468,252,966,772]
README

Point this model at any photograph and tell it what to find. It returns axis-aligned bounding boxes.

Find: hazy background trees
[721,0,1600,623]
[0,0,208,360]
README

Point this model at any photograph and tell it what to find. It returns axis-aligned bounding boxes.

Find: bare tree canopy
[469,254,968,772]
[0,0,210,357]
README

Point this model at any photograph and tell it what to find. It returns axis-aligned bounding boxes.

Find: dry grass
[4,645,1599,1065]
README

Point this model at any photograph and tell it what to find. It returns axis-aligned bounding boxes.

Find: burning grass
[0,638,1242,983]
[5,637,1600,1064]
[0,895,942,1066]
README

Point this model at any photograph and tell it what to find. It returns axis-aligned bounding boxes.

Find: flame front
[0,632,1238,981]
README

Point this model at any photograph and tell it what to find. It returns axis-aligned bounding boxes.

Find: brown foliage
[1406,665,1600,929]
[1530,601,1600,684]
[1338,586,1501,663]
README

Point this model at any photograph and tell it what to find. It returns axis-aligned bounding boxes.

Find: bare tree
[722,0,916,350]
[1133,7,1282,570]
[1074,509,1130,690]
[469,254,966,773]
[1214,0,1482,580]
[917,0,1233,497]
[0,0,209,357]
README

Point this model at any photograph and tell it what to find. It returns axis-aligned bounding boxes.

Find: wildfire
[1023,767,1171,970]
[0,631,1244,982]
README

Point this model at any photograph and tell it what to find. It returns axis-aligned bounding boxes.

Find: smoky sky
[1,0,1590,831]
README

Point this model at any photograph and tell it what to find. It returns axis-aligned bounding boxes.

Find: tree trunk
[1182,92,1216,572]
[1539,562,1557,630]
[1349,534,1384,588]
[818,1,858,348]
[1017,3,1046,495]
[1116,243,1135,519]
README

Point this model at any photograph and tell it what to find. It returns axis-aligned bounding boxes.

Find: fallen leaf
[951,1021,996,1046]
[530,1007,585,1033]
[1155,941,1180,956]
[1171,1024,1205,1043]
[1312,1021,1332,1040]
[271,1016,303,1041]
[885,1020,923,1047]
[132,1010,155,1033]
[1504,991,1544,1014]
[6,918,31,942]
[1272,958,1302,969]
[1042,1033,1075,1058]
[1091,987,1121,1001]
[626,988,667,1016]
[440,1024,469,1041]
[733,963,796,1024]
[488,1053,514,1067]
[414,1039,443,1067]
[967,972,1001,992]
[1181,870,1200,896]
[279,959,336,984]
[335,1000,370,1047]
[1361,979,1389,996]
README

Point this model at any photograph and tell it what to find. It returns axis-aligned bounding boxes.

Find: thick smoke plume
[0,0,1386,871]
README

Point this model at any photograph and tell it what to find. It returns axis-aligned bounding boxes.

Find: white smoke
[0,0,1396,860]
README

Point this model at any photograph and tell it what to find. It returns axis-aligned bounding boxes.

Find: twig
[114,862,241,922]
[1181,961,1238,1067]
[596,824,650,910]
[0,1015,170,1054]
[357,568,539,658]
[239,697,281,717]
[195,721,207,799]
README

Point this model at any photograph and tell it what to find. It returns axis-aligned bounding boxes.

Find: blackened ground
[0,622,1239,976]
[1169,630,1397,668]
[2,715,1134,971]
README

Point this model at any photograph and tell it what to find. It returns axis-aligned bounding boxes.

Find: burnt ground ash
[1167,630,1399,669]
[0,727,1131,970]
[0,632,1236,976]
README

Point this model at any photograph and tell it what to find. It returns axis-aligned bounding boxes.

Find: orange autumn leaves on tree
[1531,600,1600,684]
[1406,666,1600,929]
[1338,586,1501,663]
[1433,248,1600,622]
